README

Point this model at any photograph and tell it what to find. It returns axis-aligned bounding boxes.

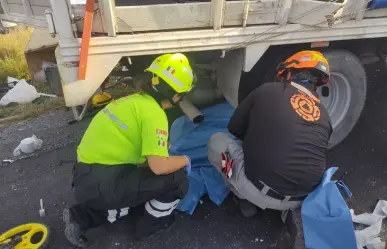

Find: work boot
[134,214,175,241]
[233,196,259,218]
[284,208,306,249]
[63,208,89,248]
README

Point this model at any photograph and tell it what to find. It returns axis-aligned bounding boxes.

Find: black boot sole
[285,209,306,249]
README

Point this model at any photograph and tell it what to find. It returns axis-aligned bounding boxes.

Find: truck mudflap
[215,49,244,108]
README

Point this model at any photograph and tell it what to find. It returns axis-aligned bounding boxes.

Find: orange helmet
[276,50,330,85]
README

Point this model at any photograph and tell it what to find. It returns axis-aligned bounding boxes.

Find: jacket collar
[290,82,320,103]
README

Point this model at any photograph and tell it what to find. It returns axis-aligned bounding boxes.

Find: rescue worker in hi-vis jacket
[63,53,194,248]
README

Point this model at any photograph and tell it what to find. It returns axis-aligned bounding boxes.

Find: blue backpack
[301,167,357,249]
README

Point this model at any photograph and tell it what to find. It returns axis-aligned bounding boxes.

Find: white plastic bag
[0,80,40,106]
[7,76,19,84]
[13,135,43,157]
[352,200,387,249]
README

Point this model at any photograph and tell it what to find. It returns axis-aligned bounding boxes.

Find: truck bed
[2,0,386,34]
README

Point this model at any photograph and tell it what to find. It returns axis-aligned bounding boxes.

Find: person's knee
[208,132,232,166]
[209,132,230,146]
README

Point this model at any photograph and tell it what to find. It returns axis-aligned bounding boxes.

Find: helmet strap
[150,76,179,106]
[290,70,318,85]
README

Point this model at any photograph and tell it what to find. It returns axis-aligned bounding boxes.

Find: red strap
[78,0,94,80]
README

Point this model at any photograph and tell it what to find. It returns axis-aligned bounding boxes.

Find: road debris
[39,199,46,217]
[0,79,57,106]
[2,159,14,164]
[0,80,39,106]
[351,200,387,249]
[13,135,43,156]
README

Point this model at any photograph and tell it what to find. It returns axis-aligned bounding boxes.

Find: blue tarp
[168,102,234,214]
[370,0,387,9]
[302,167,357,249]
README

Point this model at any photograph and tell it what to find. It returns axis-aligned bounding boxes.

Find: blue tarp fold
[168,102,234,214]
[302,167,357,249]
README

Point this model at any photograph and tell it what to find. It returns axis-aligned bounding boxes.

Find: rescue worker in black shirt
[208,50,332,219]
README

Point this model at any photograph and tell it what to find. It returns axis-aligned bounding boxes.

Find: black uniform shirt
[228,82,332,196]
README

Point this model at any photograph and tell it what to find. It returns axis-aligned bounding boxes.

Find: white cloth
[351,200,387,249]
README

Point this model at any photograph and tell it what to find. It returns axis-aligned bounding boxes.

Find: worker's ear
[286,71,292,81]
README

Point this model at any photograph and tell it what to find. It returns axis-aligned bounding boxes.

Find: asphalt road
[1,62,387,249]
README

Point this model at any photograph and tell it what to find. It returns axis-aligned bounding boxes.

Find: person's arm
[227,88,257,140]
[141,110,189,175]
[147,155,189,175]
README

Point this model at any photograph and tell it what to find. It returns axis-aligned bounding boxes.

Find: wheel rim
[317,72,352,130]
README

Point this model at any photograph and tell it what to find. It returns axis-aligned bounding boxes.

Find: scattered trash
[351,199,387,249]
[0,77,17,99]
[0,80,39,106]
[13,135,43,157]
[7,76,18,87]
[39,199,46,217]
[0,79,57,106]
[254,238,259,242]
[38,93,58,98]
[260,239,264,242]
[2,159,14,164]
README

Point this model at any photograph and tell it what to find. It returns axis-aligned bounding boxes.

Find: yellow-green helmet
[145,53,194,93]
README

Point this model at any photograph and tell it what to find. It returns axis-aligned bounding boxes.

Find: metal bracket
[211,0,225,30]
[242,0,250,27]
[275,0,292,26]
[99,0,117,36]
[326,14,335,28]
[243,43,270,72]
[72,101,91,121]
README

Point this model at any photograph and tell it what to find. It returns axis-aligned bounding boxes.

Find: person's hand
[183,155,191,175]
[172,94,182,104]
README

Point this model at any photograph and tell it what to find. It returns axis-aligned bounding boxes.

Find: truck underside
[1,0,387,147]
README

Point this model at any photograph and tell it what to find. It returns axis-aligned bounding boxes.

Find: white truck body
[1,0,387,146]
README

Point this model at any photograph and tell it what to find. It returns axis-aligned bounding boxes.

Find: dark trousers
[70,162,188,231]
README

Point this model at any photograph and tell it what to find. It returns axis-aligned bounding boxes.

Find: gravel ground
[0,109,90,164]
[0,62,386,249]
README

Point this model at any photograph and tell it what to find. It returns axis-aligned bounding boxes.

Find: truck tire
[319,50,367,148]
